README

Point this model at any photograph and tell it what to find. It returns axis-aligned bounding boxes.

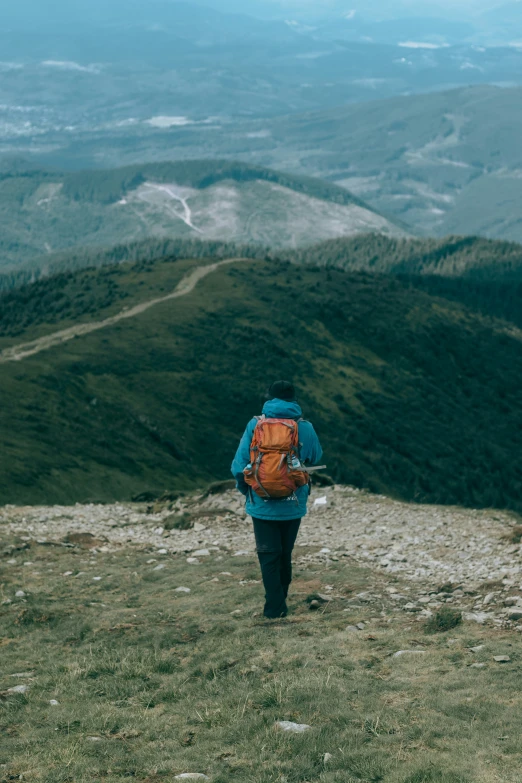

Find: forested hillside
[0,160,403,269]
[1,254,521,511]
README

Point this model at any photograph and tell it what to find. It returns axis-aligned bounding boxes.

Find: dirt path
[0,257,246,364]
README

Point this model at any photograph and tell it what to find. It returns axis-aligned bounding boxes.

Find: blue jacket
[231,399,323,520]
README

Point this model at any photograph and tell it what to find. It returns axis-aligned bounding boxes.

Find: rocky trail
[0,258,245,364]
[3,484,522,628]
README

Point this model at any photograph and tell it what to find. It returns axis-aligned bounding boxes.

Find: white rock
[470,663,486,668]
[483,593,495,605]
[324,752,333,763]
[276,721,312,733]
[10,672,34,678]
[193,549,210,557]
[175,587,191,593]
[153,527,164,535]
[92,576,102,581]
[8,685,29,694]
[49,699,59,706]
[63,571,73,576]
[233,551,249,557]
[313,496,328,507]
[393,650,426,658]
[87,736,103,741]
[7,559,17,565]
[186,557,200,564]
[146,559,157,564]
[346,625,359,632]
[15,590,26,598]
[193,523,206,532]
[153,564,166,571]
[157,548,168,554]
[469,645,484,653]
[493,655,511,663]
[463,612,491,624]
[174,775,209,780]
[319,547,331,554]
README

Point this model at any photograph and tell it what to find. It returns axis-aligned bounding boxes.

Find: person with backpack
[231,381,323,619]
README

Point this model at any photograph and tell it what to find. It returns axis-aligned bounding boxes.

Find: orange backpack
[243,416,310,499]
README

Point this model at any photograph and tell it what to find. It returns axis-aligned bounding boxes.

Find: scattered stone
[220,572,232,576]
[63,571,73,576]
[49,699,59,706]
[503,596,521,606]
[10,672,34,678]
[323,753,333,763]
[317,593,333,603]
[157,548,168,554]
[319,547,331,554]
[146,559,157,564]
[463,612,491,624]
[493,655,511,663]
[7,559,17,565]
[470,663,486,668]
[346,625,359,632]
[15,590,25,598]
[313,496,328,507]
[309,600,321,610]
[233,550,249,557]
[86,736,103,741]
[7,685,29,694]
[483,593,496,605]
[356,622,366,630]
[469,645,484,653]
[193,549,210,557]
[230,609,241,615]
[393,650,426,658]
[418,596,431,604]
[153,564,166,571]
[193,522,206,532]
[175,587,191,593]
[174,775,209,780]
[276,721,312,733]
[92,576,102,581]
[186,557,200,564]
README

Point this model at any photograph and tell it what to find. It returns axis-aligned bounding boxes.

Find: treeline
[276,234,522,281]
[61,159,368,208]
[0,238,268,293]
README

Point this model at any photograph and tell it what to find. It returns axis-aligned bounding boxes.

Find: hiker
[231,381,323,619]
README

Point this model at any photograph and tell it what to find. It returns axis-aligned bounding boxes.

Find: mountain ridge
[1,249,521,512]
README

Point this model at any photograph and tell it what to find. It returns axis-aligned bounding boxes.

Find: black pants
[252,517,301,618]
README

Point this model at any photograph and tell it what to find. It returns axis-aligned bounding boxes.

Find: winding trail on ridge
[0,258,247,364]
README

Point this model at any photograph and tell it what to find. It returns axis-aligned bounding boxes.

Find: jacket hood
[262,399,303,420]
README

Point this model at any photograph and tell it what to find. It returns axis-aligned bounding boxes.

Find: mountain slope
[0,161,404,269]
[0,252,521,511]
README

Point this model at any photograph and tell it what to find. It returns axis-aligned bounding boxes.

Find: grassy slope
[0,256,521,511]
[2,533,522,783]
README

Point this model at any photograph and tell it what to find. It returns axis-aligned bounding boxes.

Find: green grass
[2,535,522,782]
[1,257,521,512]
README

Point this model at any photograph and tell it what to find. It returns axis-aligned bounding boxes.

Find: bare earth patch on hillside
[2,487,522,782]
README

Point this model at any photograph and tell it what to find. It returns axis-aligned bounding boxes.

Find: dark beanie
[267,380,296,402]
